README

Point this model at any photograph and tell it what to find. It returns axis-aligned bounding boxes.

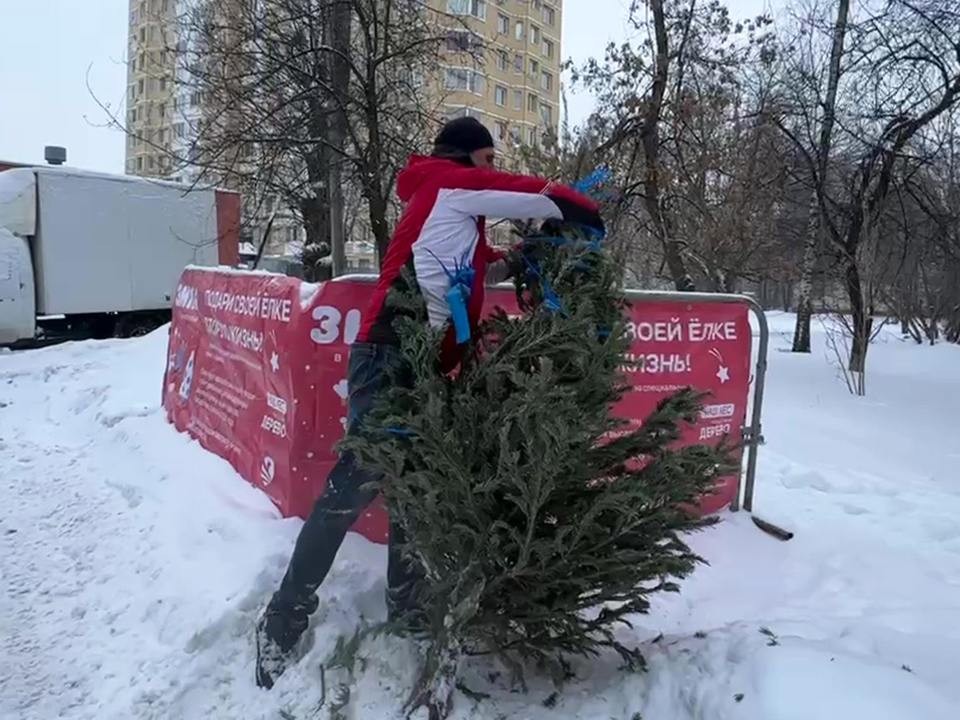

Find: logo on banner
[178,351,196,402]
[261,414,288,437]
[175,283,199,310]
[310,305,362,345]
[167,346,186,373]
[709,347,730,384]
[266,392,288,415]
[260,455,275,486]
[701,403,735,420]
[699,423,732,441]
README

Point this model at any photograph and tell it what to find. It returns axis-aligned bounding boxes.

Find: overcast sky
[0,0,777,173]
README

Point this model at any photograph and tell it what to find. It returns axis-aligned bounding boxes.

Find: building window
[159,103,166,118]
[444,68,485,94]
[541,70,552,91]
[148,155,155,170]
[497,13,509,34]
[494,85,507,106]
[513,53,523,74]
[540,102,553,124]
[531,25,540,45]
[137,157,143,171]
[129,108,137,124]
[543,38,554,59]
[529,59,539,77]
[512,89,522,110]
[138,79,144,94]
[448,0,486,20]
[509,126,521,145]
[528,127,538,145]
[496,50,508,71]
[542,4,555,25]
[528,92,538,112]
[160,77,167,91]
[514,21,524,41]
[446,31,480,52]
[446,107,485,125]
[140,27,145,43]
[495,121,507,142]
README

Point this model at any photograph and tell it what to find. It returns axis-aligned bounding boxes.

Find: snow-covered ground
[2,315,959,719]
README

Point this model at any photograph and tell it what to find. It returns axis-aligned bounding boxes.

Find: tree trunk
[782,281,794,312]
[368,190,391,265]
[791,0,849,353]
[362,84,391,265]
[843,257,870,375]
[406,635,463,720]
[326,0,352,277]
[301,193,332,282]
[645,0,694,292]
[722,272,738,294]
[947,307,960,343]
[792,191,820,352]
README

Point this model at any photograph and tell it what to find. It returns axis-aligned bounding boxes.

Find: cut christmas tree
[341,222,735,719]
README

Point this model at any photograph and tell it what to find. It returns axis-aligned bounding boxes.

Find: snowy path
[1,318,959,719]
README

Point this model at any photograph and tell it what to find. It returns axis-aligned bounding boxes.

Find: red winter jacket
[356,156,603,369]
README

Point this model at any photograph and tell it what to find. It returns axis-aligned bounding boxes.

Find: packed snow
[1,314,958,719]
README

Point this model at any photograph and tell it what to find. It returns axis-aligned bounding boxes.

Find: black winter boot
[254,593,319,689]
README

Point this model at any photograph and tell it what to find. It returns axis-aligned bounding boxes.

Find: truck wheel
[90,316,117,340]
[116,314,164,338]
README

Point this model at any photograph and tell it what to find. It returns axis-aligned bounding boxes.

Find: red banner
[163,270,751,543]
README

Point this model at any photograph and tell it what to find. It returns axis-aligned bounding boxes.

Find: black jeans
[265,342,418,643]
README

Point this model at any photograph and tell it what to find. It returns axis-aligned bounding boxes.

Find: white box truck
[0,165,239,346]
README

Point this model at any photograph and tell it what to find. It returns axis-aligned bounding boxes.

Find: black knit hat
[433,116,495,156]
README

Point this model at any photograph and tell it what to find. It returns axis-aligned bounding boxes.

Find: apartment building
[438,0,562,161]
[125,1,176,177]
[125,0,564,259]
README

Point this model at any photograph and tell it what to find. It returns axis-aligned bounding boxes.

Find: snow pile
[2,317,959,719]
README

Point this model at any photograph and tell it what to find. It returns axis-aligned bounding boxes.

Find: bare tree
[878,115,960,344]
[166,0,460,278]
[775,0,960,375]
[777,0,850,352]
[576,1,778,291]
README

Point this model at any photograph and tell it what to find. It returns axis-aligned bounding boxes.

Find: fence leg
[741,301,769,513]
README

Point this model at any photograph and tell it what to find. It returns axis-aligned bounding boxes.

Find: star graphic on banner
[270,351,280,373]
[716,365,730,384]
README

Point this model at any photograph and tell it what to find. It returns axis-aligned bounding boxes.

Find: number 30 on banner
[310,305,362,345]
